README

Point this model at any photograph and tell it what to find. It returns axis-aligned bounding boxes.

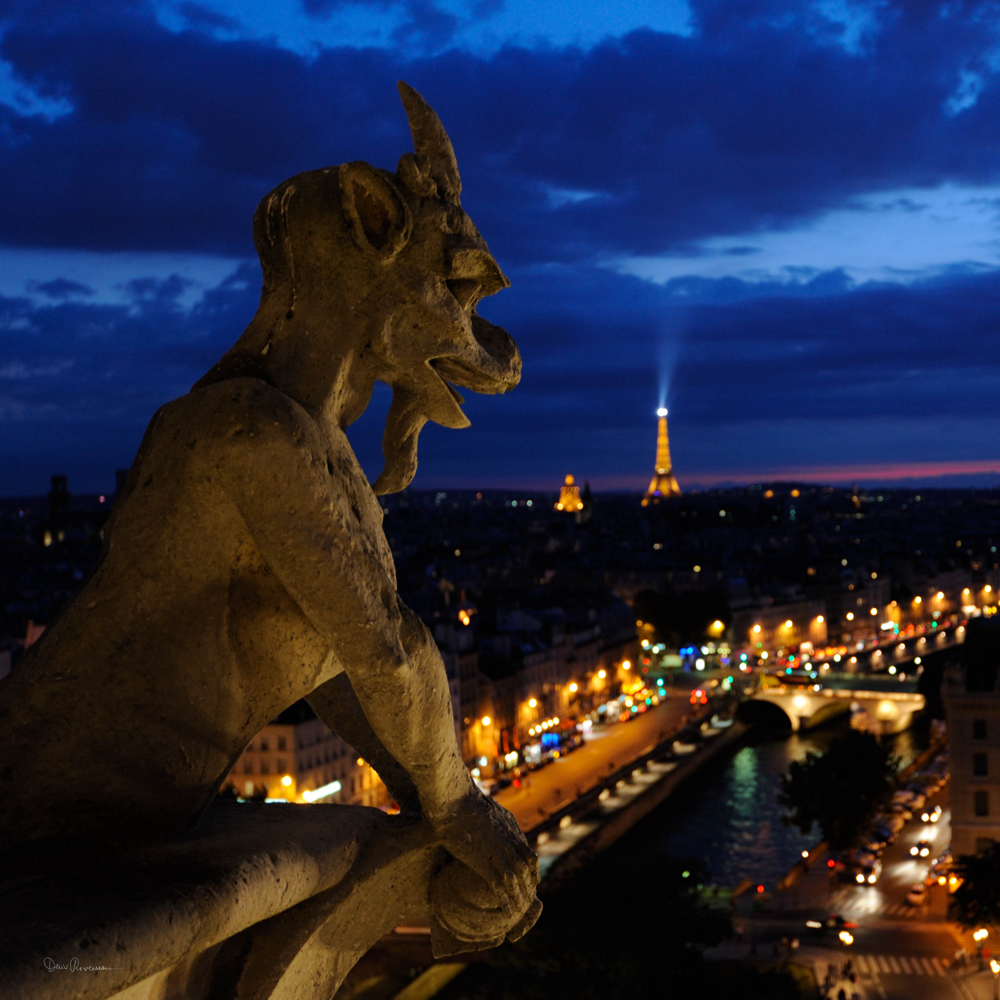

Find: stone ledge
[0,802,442,1000]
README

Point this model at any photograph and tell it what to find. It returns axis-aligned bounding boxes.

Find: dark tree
[951,843,1000,929]
[437,857,733,999]
[633,587,729,645]
[778,730,900,851]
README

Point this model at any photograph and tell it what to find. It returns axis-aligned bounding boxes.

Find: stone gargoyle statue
[0,82,540,952]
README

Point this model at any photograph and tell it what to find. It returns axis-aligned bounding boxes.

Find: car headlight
[856,873,865,883]
[868,874,877,883]
[910,847,918,855]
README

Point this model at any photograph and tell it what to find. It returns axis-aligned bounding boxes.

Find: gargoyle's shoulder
[167,378,320,446]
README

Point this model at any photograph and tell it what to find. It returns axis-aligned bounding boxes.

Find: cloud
[2,0,1000,488]
[32,278,94,300]
[613,185,1000,287]
[1,0,999,263]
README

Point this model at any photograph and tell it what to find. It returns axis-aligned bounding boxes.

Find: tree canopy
[778,730,900,851]
[951,842,1000,929]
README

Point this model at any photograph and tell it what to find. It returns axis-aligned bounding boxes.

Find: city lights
[302,780,342,803]
[481,716,491,727]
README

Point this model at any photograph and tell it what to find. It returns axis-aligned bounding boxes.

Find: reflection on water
[619,718,931,890]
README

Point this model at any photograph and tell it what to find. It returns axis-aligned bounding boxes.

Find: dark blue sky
[4,0,1000,493]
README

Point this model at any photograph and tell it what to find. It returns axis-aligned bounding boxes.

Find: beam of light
[656,315,684,413]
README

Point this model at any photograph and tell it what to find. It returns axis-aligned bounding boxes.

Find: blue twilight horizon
[4,0,1000,493]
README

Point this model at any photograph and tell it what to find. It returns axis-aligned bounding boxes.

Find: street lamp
[991,958,999,1000]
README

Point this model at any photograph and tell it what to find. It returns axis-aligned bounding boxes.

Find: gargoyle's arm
[222,381,474,825]
[305,671,422,815]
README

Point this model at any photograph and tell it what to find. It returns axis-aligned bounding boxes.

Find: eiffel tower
[641,407,681,506]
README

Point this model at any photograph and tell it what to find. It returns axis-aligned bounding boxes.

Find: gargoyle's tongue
[371,387,428,496]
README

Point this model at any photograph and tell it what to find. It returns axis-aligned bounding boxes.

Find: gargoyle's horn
[398,81,461,201]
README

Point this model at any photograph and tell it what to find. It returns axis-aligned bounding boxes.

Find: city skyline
[5,1,1000,492]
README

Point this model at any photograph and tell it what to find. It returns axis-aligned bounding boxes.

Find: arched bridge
[748,675,925,734]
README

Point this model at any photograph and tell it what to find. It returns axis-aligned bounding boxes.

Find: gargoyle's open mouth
[429,315,522,399]
[373,316,521,497]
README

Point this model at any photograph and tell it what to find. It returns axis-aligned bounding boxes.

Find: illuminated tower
[555,474,583,512]
[641,408,681,506]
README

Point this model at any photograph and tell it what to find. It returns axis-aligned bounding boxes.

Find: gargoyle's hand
[432,788,540,928]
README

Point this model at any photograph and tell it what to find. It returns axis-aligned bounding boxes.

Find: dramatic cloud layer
[3,0,1000,491]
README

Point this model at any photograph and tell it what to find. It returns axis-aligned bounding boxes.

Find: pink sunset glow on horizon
[425,458,1000,493]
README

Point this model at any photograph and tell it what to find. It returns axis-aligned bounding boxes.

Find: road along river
[608,715,933,892]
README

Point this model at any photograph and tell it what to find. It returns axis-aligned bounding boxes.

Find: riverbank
[539,719,752,884]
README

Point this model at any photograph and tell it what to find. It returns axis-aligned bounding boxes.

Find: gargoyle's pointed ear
[398,80,461,201]
[339,162,412,258]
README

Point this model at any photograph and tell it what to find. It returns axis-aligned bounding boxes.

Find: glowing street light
[481,716,491,727]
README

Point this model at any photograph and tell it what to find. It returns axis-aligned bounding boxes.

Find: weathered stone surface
[0,81,539,991]
[0,803,437,999]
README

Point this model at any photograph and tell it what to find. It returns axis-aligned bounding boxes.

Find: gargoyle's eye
[446,279,480,310]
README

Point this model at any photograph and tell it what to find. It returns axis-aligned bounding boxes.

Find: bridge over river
[745,619,970,732]
[749,674,925,732]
